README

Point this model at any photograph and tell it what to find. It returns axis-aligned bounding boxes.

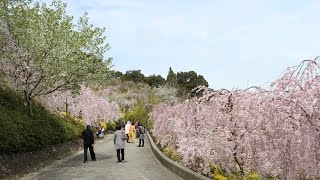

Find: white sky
[42,0,320,89]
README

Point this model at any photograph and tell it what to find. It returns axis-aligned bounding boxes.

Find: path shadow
[52,153,113,168]
[33,153,114,180]
[94,153,113,161]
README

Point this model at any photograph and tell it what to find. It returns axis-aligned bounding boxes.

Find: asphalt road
[21,134,182,180]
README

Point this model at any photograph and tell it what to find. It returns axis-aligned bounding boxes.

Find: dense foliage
[121,101,150,129]
[176,71,209,97]
[150,59,320,179]
[166,67,178,87]
[0,86,83,154]
[0,0,111,116]
[144,75,166,88]
[112,67,209,99]
[0,0,113,154]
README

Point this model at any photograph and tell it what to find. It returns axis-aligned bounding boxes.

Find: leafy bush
[121,101,150,129]
[106,120,116,131]
[162,146,182,162]
[210,165,260,180]
[0,87,84,154]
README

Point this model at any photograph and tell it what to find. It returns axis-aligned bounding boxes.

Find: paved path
[21,134,182,180]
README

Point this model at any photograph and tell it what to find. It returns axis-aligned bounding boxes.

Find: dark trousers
[84,144,96,161]
[126,134,129,142]
[139,139,144,146]
[116,149,124,162]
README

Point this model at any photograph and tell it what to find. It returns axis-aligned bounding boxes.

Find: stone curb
[146,131,211,180]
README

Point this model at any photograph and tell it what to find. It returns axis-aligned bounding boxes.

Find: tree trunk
[65,96,68,114]
[233,143,244,175]
[24,90,33,116]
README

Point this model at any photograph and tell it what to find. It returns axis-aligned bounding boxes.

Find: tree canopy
[112,67,209,97]
[176,71,208,97]
[166,67,177,87]
[0,0,112,115]
[122,70,145,83]
[144,75,165,87]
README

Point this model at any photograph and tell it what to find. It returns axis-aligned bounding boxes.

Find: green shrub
[0,87,84,154]
[106,120,116,131]
[121,101,150,129]
[162,146,182,162]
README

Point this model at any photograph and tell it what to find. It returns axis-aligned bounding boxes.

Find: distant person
[137,123,145,147]
[82,125,96,163]
[124,121,131,143]
[101,127,105,135]
[134,121,139,138]
[129,122,135,143]
[96,125,102,137]
[96,125,104,138]
[114,124,126,164]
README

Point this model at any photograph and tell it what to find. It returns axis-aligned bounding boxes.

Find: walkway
[21,135,182,180]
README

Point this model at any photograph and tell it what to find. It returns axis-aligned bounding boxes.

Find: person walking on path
[129,122,135,143]
[134,121,139,138]
[82,125,96,163]
[137,123,145,147]
[124,121,131,143]
[114,124,126,164]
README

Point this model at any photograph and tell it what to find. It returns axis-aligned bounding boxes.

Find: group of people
[124,121,145,146]
[81,121,145,164]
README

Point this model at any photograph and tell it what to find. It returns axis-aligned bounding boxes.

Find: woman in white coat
[124,121,131,143]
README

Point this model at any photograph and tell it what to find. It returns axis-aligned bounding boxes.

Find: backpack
[138,126,145,134]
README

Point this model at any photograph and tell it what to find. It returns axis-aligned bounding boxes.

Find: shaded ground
[21,135,182,180]
[0,139,83,180]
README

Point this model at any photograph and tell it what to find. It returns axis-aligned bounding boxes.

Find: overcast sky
[42,0,320,89]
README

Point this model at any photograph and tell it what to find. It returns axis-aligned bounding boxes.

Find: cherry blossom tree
[154,85,179,105]
[150,58,320,179]
[1,0,111,116]
[41,86,120,125]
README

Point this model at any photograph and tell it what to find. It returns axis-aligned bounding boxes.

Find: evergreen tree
[166,67,177,87]
[122,70,145,83]
[177,71,209,97]
[145,75,165,87]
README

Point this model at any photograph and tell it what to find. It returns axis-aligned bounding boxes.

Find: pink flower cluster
[150,59,320,179]
[41,86,120,125]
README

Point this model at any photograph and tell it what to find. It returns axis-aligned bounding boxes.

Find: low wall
[146,131,211,180]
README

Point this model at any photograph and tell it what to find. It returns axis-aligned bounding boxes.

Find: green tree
[122,70,145,83]
[113,71,123,78]
[144,74,165,87]
[177,71,209,97]
[1,0,111,116]
[166,67,177,87]
[122,101,150,129]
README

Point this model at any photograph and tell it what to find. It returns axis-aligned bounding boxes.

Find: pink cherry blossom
[150,58,320,179]
[41,86,120,125]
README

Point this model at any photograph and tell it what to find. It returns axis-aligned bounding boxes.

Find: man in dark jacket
[82,125,96,163]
